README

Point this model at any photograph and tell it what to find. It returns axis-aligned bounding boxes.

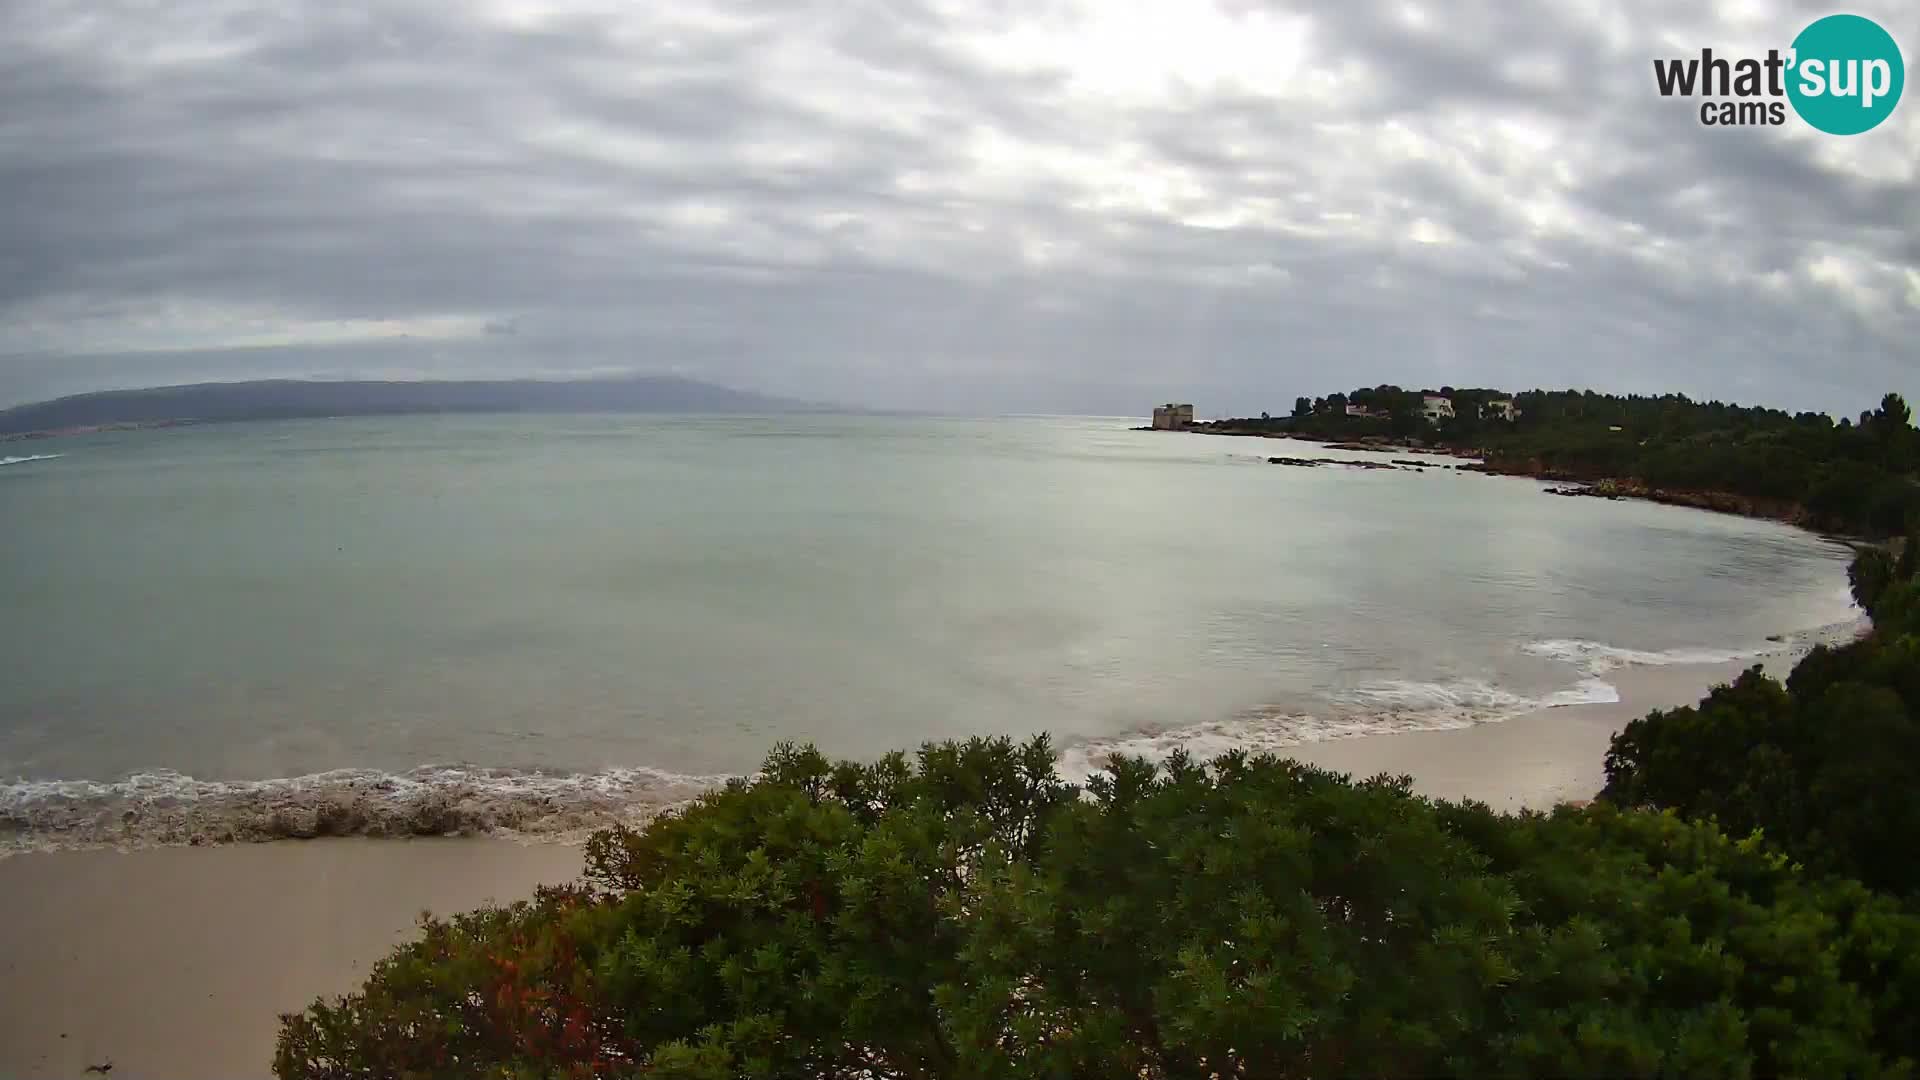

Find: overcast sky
[2,0,1915,415]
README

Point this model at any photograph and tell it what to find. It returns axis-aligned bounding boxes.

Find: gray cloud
[1,0,1915,415]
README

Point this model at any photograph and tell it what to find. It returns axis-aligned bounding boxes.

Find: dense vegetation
[280,558,1920,1080]
[1603,538,1920,898]
[1208,388,1920,536]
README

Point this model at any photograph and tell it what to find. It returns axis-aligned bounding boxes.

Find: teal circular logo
[1787,14,1904,134]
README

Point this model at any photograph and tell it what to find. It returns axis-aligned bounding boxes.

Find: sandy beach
[1290,657,1762,811]
[0,654,1789,1079]
[0,838,584,1079]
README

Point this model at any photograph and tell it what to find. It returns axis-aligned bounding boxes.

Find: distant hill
[0,376,822,436]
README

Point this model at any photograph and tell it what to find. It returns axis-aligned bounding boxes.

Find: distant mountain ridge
[0,376,822,436]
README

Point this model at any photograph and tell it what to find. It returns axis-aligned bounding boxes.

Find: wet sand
[1289,658,1760,810]
[0,838,583,1079]
[0,655,1783,1079]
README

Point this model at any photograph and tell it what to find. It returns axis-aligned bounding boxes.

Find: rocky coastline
[1265,454,1457,473]
[1148,424,1818,530]
[1533,476,1812,527]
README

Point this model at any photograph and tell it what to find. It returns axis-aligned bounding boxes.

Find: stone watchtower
[1151,403,1194,430]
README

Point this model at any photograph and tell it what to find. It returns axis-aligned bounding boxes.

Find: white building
[1345,404,1389,419]
[1481,398,1517,422]
[1151,403,1195,430]
[1421,394,1455,423]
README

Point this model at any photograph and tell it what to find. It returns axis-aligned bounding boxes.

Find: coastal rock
[1527,475,1810,524]
[1267,456,1403,471]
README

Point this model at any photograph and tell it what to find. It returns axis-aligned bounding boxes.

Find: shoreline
[1161,426,1851,538]
[0,641,1847,1079]
[3,613,1861,855]
[1288,617,1851,812]
[1289,657,1756,811]
[0,418,207,443]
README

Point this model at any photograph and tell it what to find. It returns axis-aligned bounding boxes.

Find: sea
[0,414,1861,848]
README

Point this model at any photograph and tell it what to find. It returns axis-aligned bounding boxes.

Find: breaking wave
[1522,614,1865,678]
[0,454,63,467]
[6,618,1866,853]
[1056,675,1617,783]
[1051,615,1871,784]
[0,764,729,854]
[1521,638,1766,676]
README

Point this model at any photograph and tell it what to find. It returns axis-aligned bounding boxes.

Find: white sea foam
[0,764,731,854]
[1,671,1632,849]
[1540,678,1622,706]
[0,453,63,467]
[1519,586,1869,680]
[1521,638,1765,676]
[1342,678,1534,716]
[1052,628,1818,782]
[1055,675,1617,784]
[7,619,1867,853]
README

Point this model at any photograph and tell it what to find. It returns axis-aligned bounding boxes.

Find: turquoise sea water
[0,414,1858,844]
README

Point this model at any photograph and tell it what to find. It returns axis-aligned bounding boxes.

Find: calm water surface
[0,414,1856,833]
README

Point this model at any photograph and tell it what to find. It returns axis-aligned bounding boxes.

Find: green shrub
[1852,547,1897,611]
[277,738,1920,1079]
[1604,608,1920,898]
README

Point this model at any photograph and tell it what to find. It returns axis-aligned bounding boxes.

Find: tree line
[1208,387,1920,536]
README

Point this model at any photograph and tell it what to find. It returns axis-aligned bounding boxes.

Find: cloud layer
[2,0,1915,414]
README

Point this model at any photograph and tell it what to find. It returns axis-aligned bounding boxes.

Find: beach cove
[0,643,1840,1079]
[0,414,1865,1076]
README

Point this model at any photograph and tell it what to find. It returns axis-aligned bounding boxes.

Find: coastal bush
[1852,547,1897,610]
[1603,548,1920,897]
[276,738,1920,1079]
